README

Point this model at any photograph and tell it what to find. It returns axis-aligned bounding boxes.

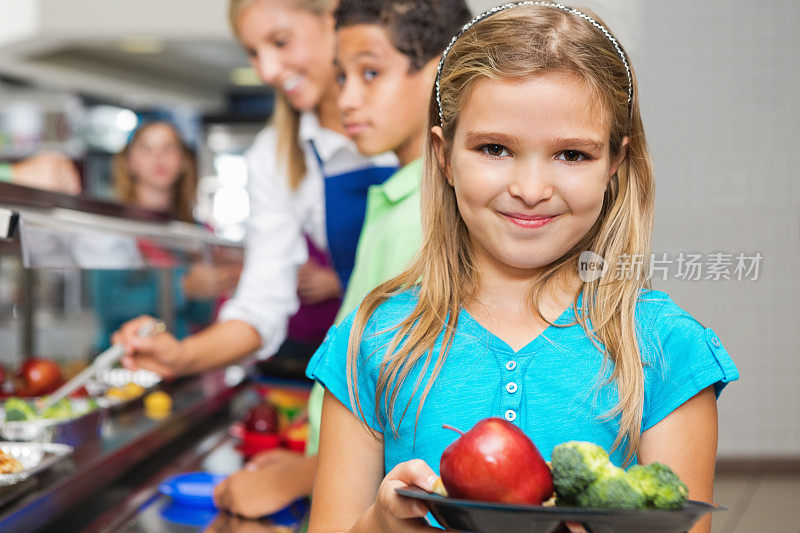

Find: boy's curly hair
[334,0,472,71]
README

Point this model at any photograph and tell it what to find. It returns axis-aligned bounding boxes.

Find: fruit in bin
[439,418,553,505]
[144,391,172,419]
[106,383,145,402]
[16,358,63,397]
[245,404,279,434]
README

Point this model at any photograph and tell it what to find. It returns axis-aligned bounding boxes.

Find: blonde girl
[307,3,738,533]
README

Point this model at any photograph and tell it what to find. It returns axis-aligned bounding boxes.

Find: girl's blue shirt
[306,288,738,473]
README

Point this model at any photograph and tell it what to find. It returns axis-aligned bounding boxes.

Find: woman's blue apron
[309,141,396,289]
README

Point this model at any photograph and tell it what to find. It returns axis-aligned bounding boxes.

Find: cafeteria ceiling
[0,0,631,112]
[0,0,253,112]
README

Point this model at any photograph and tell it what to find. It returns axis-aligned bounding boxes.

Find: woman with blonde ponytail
[110,0,396,517]
[308,4,738,533]
[113,0,396,375]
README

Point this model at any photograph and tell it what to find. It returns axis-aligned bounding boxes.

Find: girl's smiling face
[236,0,335,112]
[434,72,626,278]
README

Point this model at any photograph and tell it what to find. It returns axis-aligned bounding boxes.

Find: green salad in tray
[3,397,100,423]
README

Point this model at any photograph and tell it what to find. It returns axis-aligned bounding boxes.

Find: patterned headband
[435,1,633,126]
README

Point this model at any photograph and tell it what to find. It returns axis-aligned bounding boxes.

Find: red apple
[439,417,553,505]
[17,358,63,397]
[244,403,279,434]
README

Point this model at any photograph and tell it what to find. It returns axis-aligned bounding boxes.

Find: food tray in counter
[86,368,162,408]
[0,398,106,446]
[0,442,73,486]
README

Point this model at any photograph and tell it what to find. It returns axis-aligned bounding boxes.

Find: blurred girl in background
[91,122,238,351]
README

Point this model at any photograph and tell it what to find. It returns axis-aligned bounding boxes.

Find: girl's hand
[366,459,441,532]
[214,449,314,519]
[296,262,342,304]
[112,315,187,378]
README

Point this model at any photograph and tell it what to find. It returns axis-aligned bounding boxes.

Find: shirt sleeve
[0,162,13,182]
[305,309,383,432]
[217,127,309,359]
[641,298,740,432]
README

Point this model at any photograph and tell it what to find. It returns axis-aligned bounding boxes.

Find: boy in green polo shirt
[307,0,472,450]
[212,0,472,521]
[333,0,471,321]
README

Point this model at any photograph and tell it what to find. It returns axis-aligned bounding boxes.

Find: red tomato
[18,358,63,397]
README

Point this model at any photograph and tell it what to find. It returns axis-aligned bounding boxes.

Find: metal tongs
[36,320,166,412]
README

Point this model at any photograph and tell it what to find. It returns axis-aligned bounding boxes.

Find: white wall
[466,0,800,458]
[639,0,799,458]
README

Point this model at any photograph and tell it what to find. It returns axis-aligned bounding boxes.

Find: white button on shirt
[218,112,397,359]
[505,360,516,371]
[505,410,517,422]
[506,382,518,394]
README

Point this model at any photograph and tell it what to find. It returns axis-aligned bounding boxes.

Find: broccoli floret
[4,397,38,421]
[628,463,688,509]
[551,441,611,503]
[575,465,646,510]
[551,441,689,511]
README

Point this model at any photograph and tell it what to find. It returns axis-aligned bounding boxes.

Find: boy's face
[335,24,435,164]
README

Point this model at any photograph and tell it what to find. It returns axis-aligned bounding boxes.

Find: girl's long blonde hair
[347,4,654,465]
[113,121,197,223]
[229,0,335,190]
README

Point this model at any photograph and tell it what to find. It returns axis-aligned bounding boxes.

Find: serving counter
[0,371,312,533]
[0,183,309,532]
[0,370,241,532]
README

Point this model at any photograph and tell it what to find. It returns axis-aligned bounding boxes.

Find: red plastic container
[233,423,282,459]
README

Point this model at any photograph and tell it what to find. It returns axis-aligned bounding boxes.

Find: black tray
[396,487,725,533]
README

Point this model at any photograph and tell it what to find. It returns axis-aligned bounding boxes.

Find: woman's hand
[364,459,440,533]
[296,262,342,304]
[111,315,188,378]
[214,449,315,519]
[183,263,241,300]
